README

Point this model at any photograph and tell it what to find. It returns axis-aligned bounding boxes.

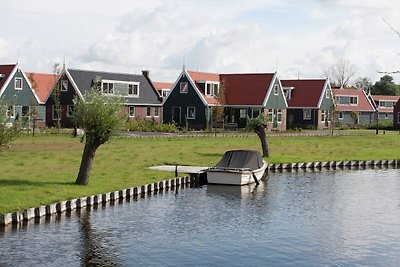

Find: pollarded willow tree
[247,114,269,157]
[74,80,123,185]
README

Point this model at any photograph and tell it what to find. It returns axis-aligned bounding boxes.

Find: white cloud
[1,0,400,84]
[310,8,326,19]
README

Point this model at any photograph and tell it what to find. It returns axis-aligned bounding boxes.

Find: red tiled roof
[220,73,275,106]
[187,71,219,82]
[371,95,400,101]
[281,79,326,108]
[0,64,16,91]
[186,71,221,105]
[371,95,400,112]
[25,72,58,103]
[332,88,375,112]
[153,82,173,90]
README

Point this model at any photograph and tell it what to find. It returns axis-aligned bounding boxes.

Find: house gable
[263,73,288,109]
[317,80,334,110]
[0,63,40,105]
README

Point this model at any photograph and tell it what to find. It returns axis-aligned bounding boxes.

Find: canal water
[1,169,400,266]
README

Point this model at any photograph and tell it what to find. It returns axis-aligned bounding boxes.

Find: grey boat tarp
[214,150,264,170]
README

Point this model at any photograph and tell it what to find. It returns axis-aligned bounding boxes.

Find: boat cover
[214,150,264,170]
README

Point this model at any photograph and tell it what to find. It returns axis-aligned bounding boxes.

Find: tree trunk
[255,125,269,157]
[76,141,100,185]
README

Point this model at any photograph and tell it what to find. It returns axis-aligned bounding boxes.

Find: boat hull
[206,162,267,185]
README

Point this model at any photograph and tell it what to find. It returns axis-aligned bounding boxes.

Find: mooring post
[175,165,178,177]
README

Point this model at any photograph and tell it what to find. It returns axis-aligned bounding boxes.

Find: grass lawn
[1,133,399,215]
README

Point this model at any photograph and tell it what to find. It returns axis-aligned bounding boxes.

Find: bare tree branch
[383,18,400,38]
[377,70,400,74]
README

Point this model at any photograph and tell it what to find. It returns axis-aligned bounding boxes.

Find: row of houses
[1,63,400,131]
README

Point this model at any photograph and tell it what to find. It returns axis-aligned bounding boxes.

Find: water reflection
[207,180,268,203]
[1,170,400,266]
[78,209,122,267]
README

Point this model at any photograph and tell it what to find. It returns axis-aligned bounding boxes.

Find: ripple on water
[1,169,400,266]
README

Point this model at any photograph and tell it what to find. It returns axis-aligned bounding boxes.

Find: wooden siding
[163,74,207,129]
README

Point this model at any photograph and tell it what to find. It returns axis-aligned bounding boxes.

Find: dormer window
[161,89,169,97]
[325,89,330,98]
[205,82,219,97]
[102,82,114,94]
[379,100,396,107]
[335,96,358,106]
[283,87,293,100]
[15,77,22,90]
[128,83,139,97]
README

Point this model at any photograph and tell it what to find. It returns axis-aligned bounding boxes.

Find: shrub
[125,118,178,133]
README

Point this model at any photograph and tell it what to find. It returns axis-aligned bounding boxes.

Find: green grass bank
[1,133,399,215]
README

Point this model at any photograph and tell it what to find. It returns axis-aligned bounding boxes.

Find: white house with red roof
[162,68,287,130]
[281,79,334,130]
[369,95,400,122]
[332,88,376,126]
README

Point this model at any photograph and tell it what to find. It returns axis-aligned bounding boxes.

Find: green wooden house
[0,63,45,126]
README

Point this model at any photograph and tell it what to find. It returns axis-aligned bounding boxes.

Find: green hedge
[125,118,178,132]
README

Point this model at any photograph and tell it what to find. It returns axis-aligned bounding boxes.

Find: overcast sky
[1,0,400,84]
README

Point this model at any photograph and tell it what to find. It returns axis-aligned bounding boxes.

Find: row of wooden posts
[1,159,399,226]
[0,175,199,226]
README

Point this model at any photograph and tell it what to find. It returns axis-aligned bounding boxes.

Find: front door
[172,106,181,124]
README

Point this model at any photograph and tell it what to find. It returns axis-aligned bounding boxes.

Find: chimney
[142,70,150,77]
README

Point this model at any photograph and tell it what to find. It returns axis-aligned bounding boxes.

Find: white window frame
[128,82,140,97]
[15,77,22,90]
[67,105,74,117]
[187,106,196,119]
[268,109,273,123]
[146,107,151,117]
[325,89,330,98]
[273,84,279,95]
[180,82,188,93]
[339,111,344,120]
[283,88,292,100]
[303,109,311,120]
[6,106,15,118]
[61,80,68,92]
[154,107,159,117]
[205,82,220,97]
[349,96,358,105]
[321,110,326,122]
[277,109,282,123]
[239,109,247,119]
[52,105,60,121]
[161,89,169,97]
[129,106,135,117]
[102,81,114,95]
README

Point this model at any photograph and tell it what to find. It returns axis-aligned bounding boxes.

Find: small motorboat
[206,150,268,185]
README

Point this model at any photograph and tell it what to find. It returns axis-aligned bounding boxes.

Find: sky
[1,0,400,84]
